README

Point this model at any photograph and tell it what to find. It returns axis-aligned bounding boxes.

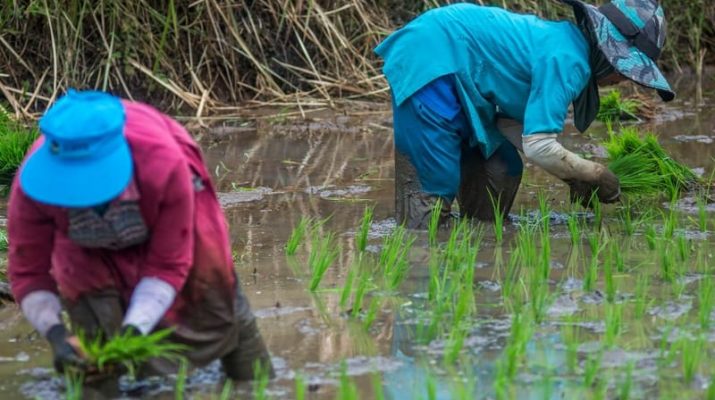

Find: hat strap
[598,2,661,60]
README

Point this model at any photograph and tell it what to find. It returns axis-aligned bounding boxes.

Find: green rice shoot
[604,127,699,197]
[597,89,642,123]
[78,328,187,376]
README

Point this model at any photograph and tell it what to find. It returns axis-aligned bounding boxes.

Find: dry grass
[0,0,712,117]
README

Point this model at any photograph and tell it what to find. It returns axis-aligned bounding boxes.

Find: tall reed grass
[0,0,711,115]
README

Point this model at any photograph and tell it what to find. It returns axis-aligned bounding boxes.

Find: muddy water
[0,78,714,399]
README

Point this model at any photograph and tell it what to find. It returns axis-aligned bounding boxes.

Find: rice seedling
[294,373,306,400]
[537,190,550,232]
[217,380,233,400]
[697,193,709,232]
[567,213,582,246]
[609,240,625,273]
[663,208,678,240]
[603,303,623,348]
[502,312,533,379]
[539,367,554,400]
[444,323,468,366]
[450,373,477,400]
[620,204,637,236]
[307,231,340,291]
[680,335,706,383]
[428,198,444,247]
[339,264,357,310]
[618,362,634,400]
[502,245,522,304]
[425,369,437,400]
[604,246,617,303]
[0,113,38,187]
[253,359,271,400]
[64,369,83,400]
[175,359,188,400]
[78,328,187,377]
[597,89,642,122]
[584,231,606,293]
[699,276,715,330]
[605,127,699,197]
[560,322,579,373]
[708,378,715,400]
[285,217,311,256]
[634,273,651,318]
[363,296,381,330]
[583,352,602,388]
[371,372,385,400]
[591,193,603,228]
[379,225,415,291]
[351,267,372,319]
[355,205,374,253]
[645,224,657,250]
[658,240,676,283]
[337,362,359,400]
[489,190,505,244]
[657,325,677,368]
[676,234,691,263]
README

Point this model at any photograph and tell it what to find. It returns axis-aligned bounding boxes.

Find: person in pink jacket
[8,90,273,382]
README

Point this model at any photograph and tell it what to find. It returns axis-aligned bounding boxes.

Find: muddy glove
[46,324,85,373]
[566,168,620,208]
[522,133,620,207]
[122,277,177,335]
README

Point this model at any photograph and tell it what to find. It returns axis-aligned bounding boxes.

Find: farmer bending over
[376,0,674,228]
[8,90,273,380]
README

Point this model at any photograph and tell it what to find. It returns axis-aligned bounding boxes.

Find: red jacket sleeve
[142,161,195,291]
[8,180,58,303]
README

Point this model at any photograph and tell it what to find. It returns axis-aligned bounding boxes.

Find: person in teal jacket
[376,0,674,228]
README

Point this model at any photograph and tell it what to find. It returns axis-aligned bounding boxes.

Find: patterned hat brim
[563,0,675,102]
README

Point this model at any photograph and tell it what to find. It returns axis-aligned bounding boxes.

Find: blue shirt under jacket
[375,3,592,158]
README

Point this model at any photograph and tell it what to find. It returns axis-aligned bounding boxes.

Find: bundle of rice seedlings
[0,112,38,187]
[597,89,645,123]
[79,328,187,376]
[605,127,699,197]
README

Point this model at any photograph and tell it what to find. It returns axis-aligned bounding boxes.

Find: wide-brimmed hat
[561,0,675,101]
[20,90,132,208]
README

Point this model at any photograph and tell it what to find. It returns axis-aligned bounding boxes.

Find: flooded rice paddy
[0,78,714,399]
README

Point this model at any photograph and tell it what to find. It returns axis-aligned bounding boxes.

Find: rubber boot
[395,149,452,229]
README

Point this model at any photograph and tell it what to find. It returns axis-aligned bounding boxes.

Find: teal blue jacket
[375,4,592,158]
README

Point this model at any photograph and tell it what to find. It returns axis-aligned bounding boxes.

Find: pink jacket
[8,101,237,328]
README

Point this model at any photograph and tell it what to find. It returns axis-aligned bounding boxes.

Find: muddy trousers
[65,285,273,383]
[393,94,523,229]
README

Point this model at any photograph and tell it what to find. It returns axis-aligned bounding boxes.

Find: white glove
[522,133,606,182]
[122,277,177,335]
[20,290,63,337]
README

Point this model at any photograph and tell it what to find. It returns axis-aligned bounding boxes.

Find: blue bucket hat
[20,89,132,208]
[562,0,675,102]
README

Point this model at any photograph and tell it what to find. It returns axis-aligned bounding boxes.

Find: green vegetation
[0,112,38,188]
[356,206,374,253]
[428,198,443,247]
[253,359,271,400]
[597,89,643,122]
[605,127,699,197]
[285,217,312,256]
[307,232,340,291]
[378,225,415,291]
[78,329,186,377]
[0,1,711,113]
[0,229,7,251]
